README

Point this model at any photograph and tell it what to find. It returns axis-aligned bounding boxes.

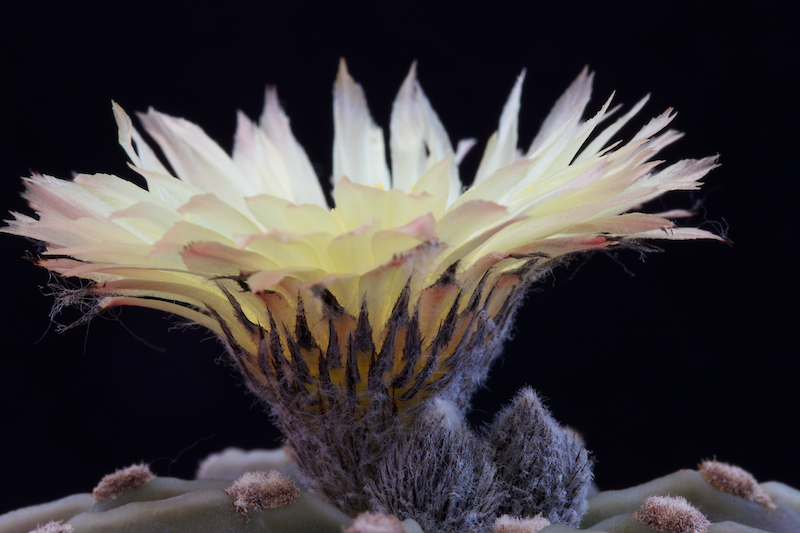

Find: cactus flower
[3,59,722,527]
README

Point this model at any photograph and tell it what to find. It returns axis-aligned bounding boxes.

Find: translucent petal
[181,241,279,275]
[527,66,593,156]
[389,62,458,195]
[138,108,256,211]
[233,111,295,200]
[410,157,451,218]
[108,201,182,244]
[332,59,390,189]
[284,203,342,235]
[244,231,333,270]
[130,165,203,209]
[177,193,264,238]
[474,70,525,184]
[245,194,294,232]
[112,101,171,175]
[438,200,509,245]
[259,87,327,207]
[576,94,650,162]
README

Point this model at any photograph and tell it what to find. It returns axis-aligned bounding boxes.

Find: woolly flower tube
[4,60,721,522]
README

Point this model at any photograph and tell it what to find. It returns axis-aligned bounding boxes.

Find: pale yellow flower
[4,59,722,518]
[4,59,720,427]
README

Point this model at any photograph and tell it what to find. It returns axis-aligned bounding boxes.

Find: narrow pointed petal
[389,62,427,192]
[129,164,204,209]
[438,200,509,245]
[410,157,451,218]
[454,138,477,165]
[474,70,526,184]
[576,94,650,162]
[232,110,295,200]
[628,227,727,241]
[260,87,327,207]
[332,59,391,189]
[527,66,594,156]
[112,101,171,175]
[138,108,256,211]
[181,241,279,275]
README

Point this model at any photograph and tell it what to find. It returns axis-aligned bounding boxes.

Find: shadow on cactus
[2,59,744,533]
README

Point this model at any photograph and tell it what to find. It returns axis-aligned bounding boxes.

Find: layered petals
[4,60,722,432]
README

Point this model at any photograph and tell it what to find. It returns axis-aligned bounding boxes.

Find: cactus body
[3,457,797,533]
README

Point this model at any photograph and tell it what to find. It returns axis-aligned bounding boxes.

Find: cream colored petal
[54,216,144,245]
[415,79,455,168]
[244,194,294,232]
[331,176,385,231]
[332,178,440,234]
[636,129,685,162]
[576,94,650,162]
[112,101,171,175]
[627,227,726,241]
[383,188,443,231]
[249,268,332,295]
[327,227,376,273]
[23,174,110,220]
[594,158,718,220]
[505,234,616,259]
[371,229,427,266]
[284,203,342,235]
[454,138,477,165]
[49,242,161,265]
[649,208,695,219]
[525,161,662,220]
[389,63,459,196]
[259,86,327,207]
[181,241,279,275]
[100,296,222,336]
[385,213,438,241]
[358,241,445,328]
[435,215,528,278]
[560,213,675,235]
[244,231,333,270]
[417,86,461,210]
[410,157,451,217]
[513,160,613,217]
[138,108,256,211]
[113,101,145,168]
[389,62,427,192]
[233,111,294,200]
[130,164,204,209]
[450,159,534,210]
[151,221,239,263]
[539,93,615,177]
[474,70,525,184]
[36,256,115,278]
[72,173,156,210]
[177,193,263,238]
[633,156,718,191]
[108,201,182,244]
[527,66,593,156]
[437,200,509,245]
[522,103,587,185]
[1,211,84,248]
[246,269,289,293]
[631,108,677,143]
[34,262,200,290]
[472,202,621,258]
[332,59,390,189]
[96,277,256,338]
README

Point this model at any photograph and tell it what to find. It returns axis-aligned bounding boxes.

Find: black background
[1,2,797,515]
